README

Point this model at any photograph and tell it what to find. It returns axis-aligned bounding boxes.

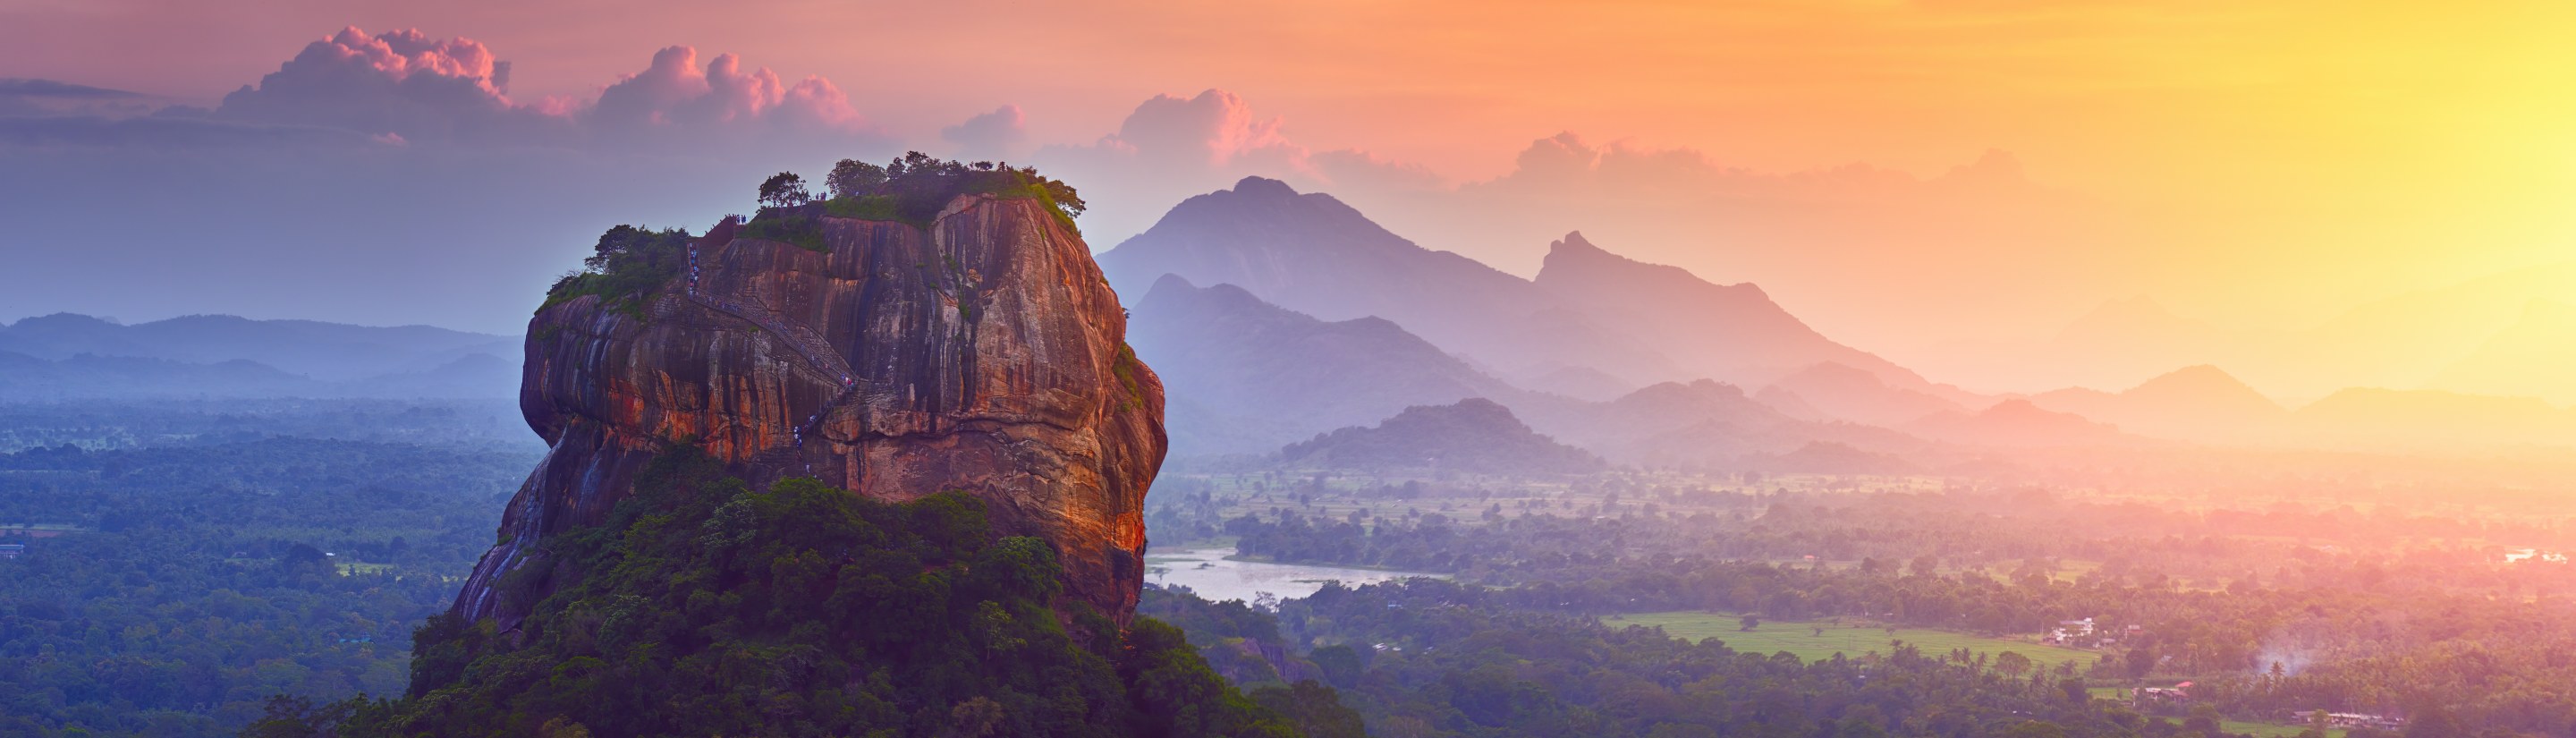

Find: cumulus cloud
[940,105,1028,157]
[2,26,876,151]
[1100,89,1304,171]
[588,45,865,140]
[0,26,896,337]
[1031,89,1442,242]
[209,27,568,144]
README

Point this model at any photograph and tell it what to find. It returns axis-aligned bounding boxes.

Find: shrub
[818,151,1086,234]
[738,210,828,253]
[538,225,692,319]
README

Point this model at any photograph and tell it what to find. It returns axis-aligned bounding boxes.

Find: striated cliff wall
[454,194,1165,631]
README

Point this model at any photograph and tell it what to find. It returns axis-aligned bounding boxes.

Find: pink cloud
[1032,89,1441,241]
[940,104,1028,157]
[210,27,564,144]
[191,27,867,148]
[589,46,863,135]
[1112,89,1298,168]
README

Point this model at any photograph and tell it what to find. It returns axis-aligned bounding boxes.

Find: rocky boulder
[454,194,1165,630]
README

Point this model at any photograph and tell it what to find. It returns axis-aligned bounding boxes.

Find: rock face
[454,194,1165,630]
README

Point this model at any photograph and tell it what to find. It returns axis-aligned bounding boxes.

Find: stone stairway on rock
[688,238,864,453]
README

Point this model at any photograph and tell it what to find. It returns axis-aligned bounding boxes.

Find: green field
[1605,611,2100,669]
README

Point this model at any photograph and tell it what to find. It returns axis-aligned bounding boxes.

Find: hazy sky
[4,0,2572,387]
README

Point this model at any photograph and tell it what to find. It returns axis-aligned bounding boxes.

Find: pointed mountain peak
[1542,230,1632,264]
[1550,231,1606,256]
[2139,364,2244,389]
[1227,175,1300,199]
[1145,272,1199,296]
[1541,230,1653,272]
[1538,231,1767,302]
[2123,364,2284,411]
[1138,276,1274,316]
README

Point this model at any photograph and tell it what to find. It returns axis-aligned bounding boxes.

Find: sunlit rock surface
[455,194,1165,631]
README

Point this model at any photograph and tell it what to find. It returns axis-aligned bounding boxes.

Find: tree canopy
[289,450,1313,737]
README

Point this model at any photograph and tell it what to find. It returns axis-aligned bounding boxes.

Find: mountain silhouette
[1098,177,1678,394]
[1126,274,1524,455]
[1750,361,1967,427]
[1534,232,1951,394]
[2029,365,2284,442]
[0,312,516,382]
[1280,398,1606,474]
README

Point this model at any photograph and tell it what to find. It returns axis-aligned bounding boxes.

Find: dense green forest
[0,411,533,736]
[261,450,1354,738]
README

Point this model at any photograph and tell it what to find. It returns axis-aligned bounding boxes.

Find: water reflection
[1144,546,1440,606]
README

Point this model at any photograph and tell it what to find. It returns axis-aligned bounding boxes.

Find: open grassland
[1605,611,2100,669]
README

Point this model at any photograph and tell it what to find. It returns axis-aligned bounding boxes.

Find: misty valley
[5,13,2576,736]
[8,390,2574,737]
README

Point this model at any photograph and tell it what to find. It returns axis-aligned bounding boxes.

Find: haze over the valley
[13,6,2576,737]
[7,1,2575,407]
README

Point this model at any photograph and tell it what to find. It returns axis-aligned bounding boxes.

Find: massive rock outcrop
[454,194,1165,630]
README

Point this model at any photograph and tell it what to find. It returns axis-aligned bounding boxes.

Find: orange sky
[5,0,2572,358]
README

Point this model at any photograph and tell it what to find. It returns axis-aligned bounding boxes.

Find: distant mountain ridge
[1751,361,1969,427]
[1099,177,1681,394]
[2028,365,2285,442]
[1534,232,1951,394]
[1280,398,1606,474]
[0,313,521,399]
[0,349,521,402]
[1516,378,1928,471]
[1126,275,1525,454]
[1101,177,1959,405]
[1123,271,1954,469]
[0,312,517,378]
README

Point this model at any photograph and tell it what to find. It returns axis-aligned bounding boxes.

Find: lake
[1144,546,1439,605]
